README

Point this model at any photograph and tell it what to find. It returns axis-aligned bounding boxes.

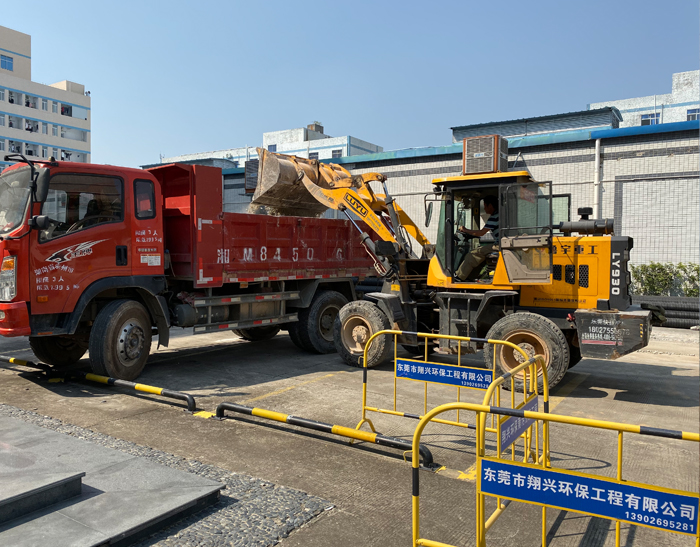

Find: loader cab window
[39,174,123,242]
[134,179,155,220]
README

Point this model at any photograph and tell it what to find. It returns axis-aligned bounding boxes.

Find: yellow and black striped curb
[215,401,435,467]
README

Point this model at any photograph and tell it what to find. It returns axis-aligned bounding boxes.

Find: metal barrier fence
[410,402,700,547]
[357,330,546,438]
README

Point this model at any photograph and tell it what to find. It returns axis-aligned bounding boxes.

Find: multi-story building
[589,70,699,127]
[0,25,91,169]
[160,122,382,168]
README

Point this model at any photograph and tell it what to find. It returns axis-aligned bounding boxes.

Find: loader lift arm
[252,149,430,277]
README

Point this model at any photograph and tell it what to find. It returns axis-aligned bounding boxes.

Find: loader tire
[89,299,152,381]
[565,331,582,369]
[334,300,392,368]
[29,335,88,367]
[233,326,281,341]
[296,290,349,354]
[484,312,569,392]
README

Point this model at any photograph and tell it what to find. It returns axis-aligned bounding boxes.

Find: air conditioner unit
[462,135,509,175]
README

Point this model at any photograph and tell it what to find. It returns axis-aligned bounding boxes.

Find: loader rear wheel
[296,290,349,354]
[233,326,281,342]
[334,300,392,368]
[89,299,152,381]
[566,331,582,369]
[484,312,569,392]
[29,335,88,367]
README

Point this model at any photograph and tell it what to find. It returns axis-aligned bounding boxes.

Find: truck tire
[296,290,349,354]
[334,300,392,368]
[89,299,152,381]
[484,312,569,392]
[29,335,88,367]
[287,322,310,351]
[233,326,281,341]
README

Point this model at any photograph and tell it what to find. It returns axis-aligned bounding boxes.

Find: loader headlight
[0,256,17,301]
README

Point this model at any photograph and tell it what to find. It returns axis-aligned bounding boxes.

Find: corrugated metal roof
[325,120,698,167]
[449,107,623,131]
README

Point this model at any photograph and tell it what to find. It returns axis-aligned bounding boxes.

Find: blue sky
[3,0,698,167]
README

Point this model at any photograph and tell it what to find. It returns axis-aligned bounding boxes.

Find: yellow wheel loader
[250,143,654,390]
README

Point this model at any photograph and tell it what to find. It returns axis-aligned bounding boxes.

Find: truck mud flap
[575,309,651,360]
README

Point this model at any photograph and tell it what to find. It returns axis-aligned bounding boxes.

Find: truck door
[29,172,130,318]
[498,181,552,284]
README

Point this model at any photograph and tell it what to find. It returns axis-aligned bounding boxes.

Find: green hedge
[630,262,699,297]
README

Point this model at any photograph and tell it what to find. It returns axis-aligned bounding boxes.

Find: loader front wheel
[484,312,569,392]
[89,299,152,381]
[334,300,392,368]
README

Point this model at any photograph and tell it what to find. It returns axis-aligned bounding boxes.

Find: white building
[161,122,382,167]
[589,70,699,127]
[0,25,91,169]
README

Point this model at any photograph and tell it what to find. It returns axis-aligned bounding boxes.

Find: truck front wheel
[484,312,569,392]
[29,335,88,367]
[89,300,152,381]
[333,300,392,368]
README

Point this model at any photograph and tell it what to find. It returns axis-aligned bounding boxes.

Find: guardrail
[410,402,700,547]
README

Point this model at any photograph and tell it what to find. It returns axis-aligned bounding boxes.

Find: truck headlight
[0,256,17,301]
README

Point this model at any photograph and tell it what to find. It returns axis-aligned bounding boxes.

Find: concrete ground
[0,326,697,547]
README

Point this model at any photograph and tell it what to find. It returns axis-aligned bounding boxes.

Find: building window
[42,123,47,134]
[641,113,660,126]
[0,55,13,71]
[52,125,58,137]
[41,99,48,111]
[268,144,277,152]
[52,148,58,158]
[0,115,4,127]
[309,152,319,160]
[0,140,4,151]
[52,101,58,114]
[332,149,342,159]
[687,108,699,121]
[42,147,48,158]
[0,89,4,101]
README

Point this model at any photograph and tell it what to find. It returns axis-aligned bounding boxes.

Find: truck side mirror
[29,215,50,230]
[424,201,433,228]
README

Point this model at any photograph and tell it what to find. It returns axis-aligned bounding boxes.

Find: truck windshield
[0,167,32,236]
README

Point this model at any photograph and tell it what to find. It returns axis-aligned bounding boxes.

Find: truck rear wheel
[296,290,349,354]
[29,335,88,367]
[334,300,392,368]
[484,312,569,392]
[89,299,152,381]
[233,326,281,341]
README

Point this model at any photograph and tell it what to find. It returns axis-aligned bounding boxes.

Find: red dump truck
[0,157,376,379]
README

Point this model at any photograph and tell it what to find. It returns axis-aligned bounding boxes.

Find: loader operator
[456,195,499,281]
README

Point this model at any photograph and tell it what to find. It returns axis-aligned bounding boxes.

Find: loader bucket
[251,148,330,217]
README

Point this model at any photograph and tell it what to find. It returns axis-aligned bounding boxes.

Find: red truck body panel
[147,163,374,288]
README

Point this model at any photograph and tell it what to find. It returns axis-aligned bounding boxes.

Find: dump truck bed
[148,163,375,287]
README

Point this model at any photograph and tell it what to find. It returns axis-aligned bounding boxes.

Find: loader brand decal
[344,194,368,218]
[46,240,108,264]
[611,252,622,296]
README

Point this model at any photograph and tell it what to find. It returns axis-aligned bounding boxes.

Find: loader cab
[432,172,555,287]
